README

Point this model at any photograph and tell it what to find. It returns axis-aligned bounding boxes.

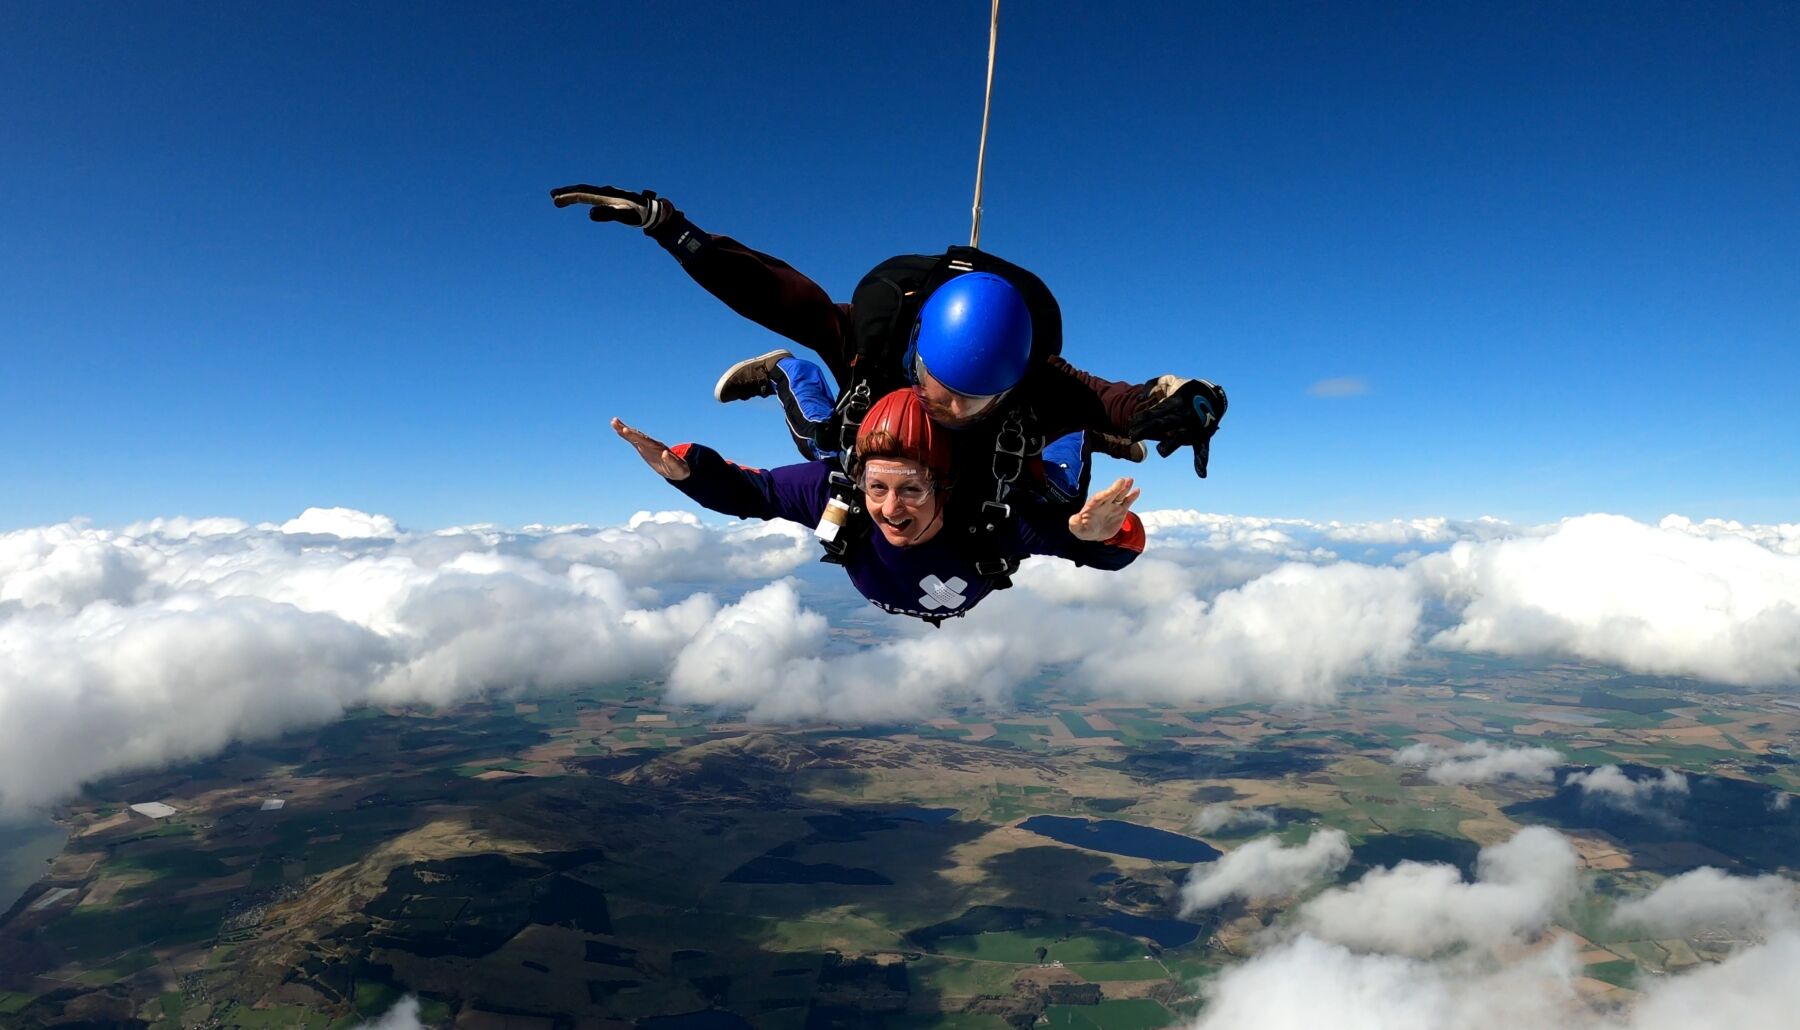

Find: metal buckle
[993,422,1028,463]
[834,381,872,455]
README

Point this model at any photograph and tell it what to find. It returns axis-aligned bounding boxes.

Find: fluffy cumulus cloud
[1611,866,1800,938]
[0,510,814,814]
[1294,826,1580,956]
[1071,561,1425,704]
[1181,830,1352,912]
[1185,829,1800,1030]
[528,510,814,584]
[1565,765,1689,816]
[1188,931,1800,1030]
[661,552,1430,722]
[353,996,425,1030]
[1394,740,1562,784]
[1193,804,1279,834]
[281,506,399,539]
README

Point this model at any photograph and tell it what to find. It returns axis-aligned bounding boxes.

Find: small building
[129,801,178,820]
[259,799,286,811]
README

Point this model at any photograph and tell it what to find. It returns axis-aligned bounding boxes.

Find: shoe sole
[713,349,794,402]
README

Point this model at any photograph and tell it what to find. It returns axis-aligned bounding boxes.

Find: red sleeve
[1102,512,1146,554]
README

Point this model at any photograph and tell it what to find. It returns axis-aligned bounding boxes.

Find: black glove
[549,184,670,230]
[1127,377,1228,478]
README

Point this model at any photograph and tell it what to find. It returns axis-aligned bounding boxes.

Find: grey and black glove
[1127,376,1228,478]
[549,184,671,231]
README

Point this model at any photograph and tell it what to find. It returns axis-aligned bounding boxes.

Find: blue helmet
[910,272,1033,397]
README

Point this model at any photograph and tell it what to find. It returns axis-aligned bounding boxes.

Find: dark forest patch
[1344,833,1481,881]
[1103,747,1331,783]
[1506,765,1800,873]
[723,856,892,885]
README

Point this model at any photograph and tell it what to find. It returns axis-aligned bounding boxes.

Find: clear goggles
[858,469,934,507]
[913,352,1005,420]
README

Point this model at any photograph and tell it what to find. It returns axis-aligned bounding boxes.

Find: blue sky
[3,1,1795,530]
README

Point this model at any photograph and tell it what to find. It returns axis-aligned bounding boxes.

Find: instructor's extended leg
[714,350,840,461]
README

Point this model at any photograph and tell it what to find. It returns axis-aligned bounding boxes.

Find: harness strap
[816,467,861,567]
[831,381,874,457]
[965,405,1041,589]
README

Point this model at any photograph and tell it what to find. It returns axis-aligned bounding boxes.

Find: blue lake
[1019,816,1221,863]
[0,817,67,914]
[885,806,958,824]
[1096,910,1203,948]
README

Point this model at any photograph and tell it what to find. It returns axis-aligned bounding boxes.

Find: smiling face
[860,457,946,547]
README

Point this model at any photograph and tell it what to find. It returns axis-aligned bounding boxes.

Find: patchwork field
[1,660,1795,1027]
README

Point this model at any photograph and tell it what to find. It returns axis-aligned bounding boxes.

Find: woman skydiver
[612,388,1144,625]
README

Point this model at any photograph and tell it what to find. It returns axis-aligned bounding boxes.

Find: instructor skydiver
[550,184,1228,481]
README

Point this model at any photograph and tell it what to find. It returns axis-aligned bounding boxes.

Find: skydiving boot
[712,349,835,461]
[713,349,794,403]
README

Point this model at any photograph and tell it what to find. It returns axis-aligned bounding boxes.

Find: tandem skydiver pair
[555,184,1228,624]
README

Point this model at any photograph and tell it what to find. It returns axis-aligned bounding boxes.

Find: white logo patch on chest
[918,575,968,611]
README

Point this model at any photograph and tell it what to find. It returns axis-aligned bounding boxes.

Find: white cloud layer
[1611,867,1799,938]
[0,511,811,814]
[1394,741,1562,784]
[1187,830,1800,1030]
[1659,515,1800,557]
[1422,513,1800,686]
[1181,830,1352,912]
[5,505,1800,812]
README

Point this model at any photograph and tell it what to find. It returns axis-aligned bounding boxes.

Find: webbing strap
[970,0,1000,248]
[968,405,1039,586]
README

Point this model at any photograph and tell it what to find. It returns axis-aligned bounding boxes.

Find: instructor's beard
[913,371,1003,429]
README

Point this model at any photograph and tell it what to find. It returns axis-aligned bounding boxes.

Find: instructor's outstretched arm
[553,184,854,378]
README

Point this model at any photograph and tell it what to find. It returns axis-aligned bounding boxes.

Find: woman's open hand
[612,417,690,481]
[1068,477,1140,541]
